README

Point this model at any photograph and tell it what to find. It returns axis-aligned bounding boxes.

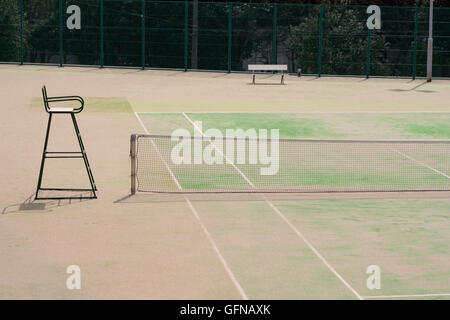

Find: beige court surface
[0,65,449,299]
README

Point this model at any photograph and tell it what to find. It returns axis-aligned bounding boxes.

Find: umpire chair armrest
[46,96,85,113]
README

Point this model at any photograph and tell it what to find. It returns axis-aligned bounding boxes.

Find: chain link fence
[1,0,449,78]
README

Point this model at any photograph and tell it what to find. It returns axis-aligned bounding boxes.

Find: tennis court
[1,65,449,299]
[131,111,450,299]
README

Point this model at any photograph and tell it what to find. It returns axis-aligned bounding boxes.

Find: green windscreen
[197,2,228,71]
[22,0,59,64]
[232,3,274,71]
[104,0,141,67]
[146,1,185,69]
[63,0,100,66]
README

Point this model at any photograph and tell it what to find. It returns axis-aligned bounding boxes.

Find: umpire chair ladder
[35,86,97,200]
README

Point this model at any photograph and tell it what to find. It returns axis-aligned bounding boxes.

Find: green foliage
[2,0,450,77]
[288,5,391,76]
[232,3,274,68]
[286,7,320,74]
[22,0,59,63]
[147,1,186,68]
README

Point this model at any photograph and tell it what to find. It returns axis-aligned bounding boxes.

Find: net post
[272,3,277,65]
[141,0,145,70]
[130,134,137,195]
[19,0,23,65]
[184,0,188,71]
[366,28,371,79]
[59,0,63,67]
[227,2,232,73]
[100,0,104,68]
[412,6,418,80]
[318,4,323,77]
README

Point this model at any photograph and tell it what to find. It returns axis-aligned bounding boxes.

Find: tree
[0,0,20,61]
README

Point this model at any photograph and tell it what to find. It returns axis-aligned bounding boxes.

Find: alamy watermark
[366,265,381,290]
[170,121,280,176]
[63,4,381,32]
[66,265,81,290]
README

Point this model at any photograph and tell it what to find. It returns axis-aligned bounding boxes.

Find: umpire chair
[35,86,97,200]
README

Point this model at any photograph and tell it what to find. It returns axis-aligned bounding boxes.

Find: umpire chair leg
[35,113,97,200]
[70,113,97,195]
[35,113,53,199]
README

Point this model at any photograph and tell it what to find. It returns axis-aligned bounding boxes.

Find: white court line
[135,112,183,190]
[364,293,450,299]
[182,112,363,300]
[395,150,450,180]
[182,113,255,187]
[138,111,450,114]
[264,200,363,300]
[134,112,248,300]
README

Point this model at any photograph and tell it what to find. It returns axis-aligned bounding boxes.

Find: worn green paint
[31,97,133,113]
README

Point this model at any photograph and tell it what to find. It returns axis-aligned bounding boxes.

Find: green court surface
[136,112,450,193]
[133,112,450,299]
[139,112,450,139]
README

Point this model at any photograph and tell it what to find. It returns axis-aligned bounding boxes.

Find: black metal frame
[251,69,285,85]
[35,86,97,200]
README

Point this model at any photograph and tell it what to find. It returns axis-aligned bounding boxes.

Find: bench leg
[281,74,284,85]
[252,74,255,85]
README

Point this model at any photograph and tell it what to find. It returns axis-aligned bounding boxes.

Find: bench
[248,64,288,84]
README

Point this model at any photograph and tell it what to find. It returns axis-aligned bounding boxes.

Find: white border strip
[364,293,450,299]
[134,112,248,300]
[182,112,363,300]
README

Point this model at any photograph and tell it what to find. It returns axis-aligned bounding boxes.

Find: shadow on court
[114,191,450,205]
[390,81,436,93]
[2,192,94,214]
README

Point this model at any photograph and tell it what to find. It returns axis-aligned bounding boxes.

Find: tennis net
[130,134,450,194]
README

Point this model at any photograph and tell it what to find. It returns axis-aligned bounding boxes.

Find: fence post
[318,4,323,77]
[130,134,137,195]
[228,2,232,73]
[273,3,277,64]
[19,0,23,65]
[100,0,104,68]
[184,0,188,71]
[412,6,418,80]
[191,0,198,69]
[366,28,371,79]
[59,0,63,67]
[141,0,145,70]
